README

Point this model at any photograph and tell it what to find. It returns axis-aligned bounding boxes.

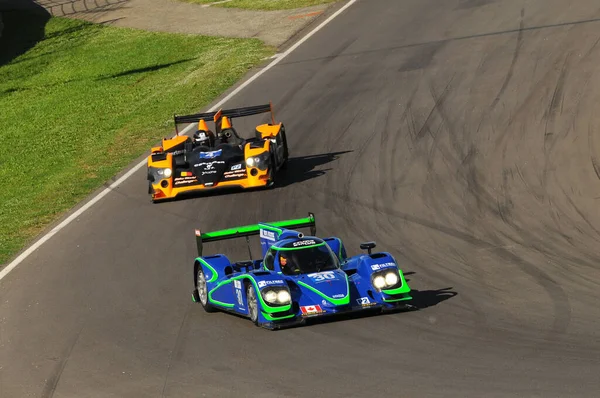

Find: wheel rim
[197,269,208,305]
[248,286,258,322]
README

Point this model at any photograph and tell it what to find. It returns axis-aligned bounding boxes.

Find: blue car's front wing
[256,274,414,330]
[260,298,414,330]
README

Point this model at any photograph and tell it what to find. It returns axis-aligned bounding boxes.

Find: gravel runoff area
[5,0,336,47]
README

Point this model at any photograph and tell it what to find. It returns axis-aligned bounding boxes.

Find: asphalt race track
[3,0,600,396]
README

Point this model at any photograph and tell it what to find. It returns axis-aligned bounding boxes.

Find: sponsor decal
[320,299,335,308]
[173,176,198,186]
[301,305,324,316]
[370,262,396,271]
[202,170,217,175]
[307,271,337,282]
[180,171,193,177]
[199,149,222,159]
[357,297,376,307]
[223,171,247,179]
[231,163,242,171]
[333,293,345,298]
[234,280,244,307]
[292,239,316,247]
[258,280,284,288]
[260,229,276,241]
[193,160,225,168]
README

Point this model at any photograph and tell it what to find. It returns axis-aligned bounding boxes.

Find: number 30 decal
[309,271,336,282]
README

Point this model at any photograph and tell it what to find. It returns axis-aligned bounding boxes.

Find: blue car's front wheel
[246,283,260,326]
[197,267,216,313]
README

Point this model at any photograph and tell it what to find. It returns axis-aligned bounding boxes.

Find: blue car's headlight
[371,269,401,291]
[261,286,291,305]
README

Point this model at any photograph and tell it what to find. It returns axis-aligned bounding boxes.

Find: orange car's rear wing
[173,102,276,135]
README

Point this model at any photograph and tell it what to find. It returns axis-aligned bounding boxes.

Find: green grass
[0,11,274,265]
[183,0,338,11]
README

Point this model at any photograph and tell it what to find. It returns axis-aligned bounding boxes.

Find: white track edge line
[0,0,358,282]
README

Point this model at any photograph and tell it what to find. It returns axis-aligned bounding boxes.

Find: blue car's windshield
[276,241,339,275]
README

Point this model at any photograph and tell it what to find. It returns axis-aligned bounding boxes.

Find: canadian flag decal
[300,305,323,315]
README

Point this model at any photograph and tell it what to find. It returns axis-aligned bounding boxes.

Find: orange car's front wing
[150,168,271,201]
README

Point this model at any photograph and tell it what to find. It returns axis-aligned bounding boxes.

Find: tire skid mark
[304,188,573,343]
[414,75,455,142]
[337,102,380,241]
[374,99,396,234]
[558,184,600,239]
[497,168,515,223]
[515,164,545,202]
[41,324,85,398]
[543,54,569,155]
[160,306,194,397]
[490,7,525,110]
[500,58,558,137]
[589,123,600,182]
[489,156,600,289]
[389,83,420,193]
[443,247,492,342]
[490,170,599,271]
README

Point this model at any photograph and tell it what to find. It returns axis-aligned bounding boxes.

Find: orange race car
[147,103,289,203]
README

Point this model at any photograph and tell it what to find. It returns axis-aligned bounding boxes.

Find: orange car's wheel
[266,151,277,188]
[281,127,289,168]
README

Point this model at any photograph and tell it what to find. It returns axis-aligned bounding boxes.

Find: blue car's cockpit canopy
[264,237,340,275]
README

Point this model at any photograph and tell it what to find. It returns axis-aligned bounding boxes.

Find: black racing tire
[267,152,277,188]
[196,266,217,313]
[281,127,289,168]
[246,282,260,326]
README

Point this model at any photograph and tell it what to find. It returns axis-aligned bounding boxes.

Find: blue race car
[191,213,415,329]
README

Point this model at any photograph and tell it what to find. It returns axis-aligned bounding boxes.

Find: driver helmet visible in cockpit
[193,130,214,148]
[193,119,215,148]
[279,252,300,274]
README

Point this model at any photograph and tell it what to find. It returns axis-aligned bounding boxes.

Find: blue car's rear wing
[195,212,316,257]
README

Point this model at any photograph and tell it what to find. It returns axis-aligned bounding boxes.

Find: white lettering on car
[292,239,316,247]
[370,262,396,271]
[307,271,336,282]
[260,229,276,241]
[257,280,284,288]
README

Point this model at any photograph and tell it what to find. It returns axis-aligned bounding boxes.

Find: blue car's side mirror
[360,241,376,254]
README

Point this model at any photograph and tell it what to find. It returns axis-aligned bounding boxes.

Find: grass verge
[182,0,338,11]
[0,10,274,265]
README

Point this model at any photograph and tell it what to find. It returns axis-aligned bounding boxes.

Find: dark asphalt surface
[3,0,600,396]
